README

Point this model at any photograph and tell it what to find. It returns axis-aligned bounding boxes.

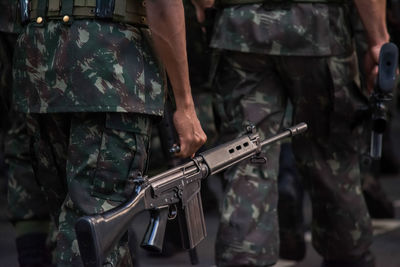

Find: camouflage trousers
[2,29,52,233]
[24,112,152,267]
[2,31,50,226]
[214,50,372,266]
[6,112,51,223]
[0,32,14,210]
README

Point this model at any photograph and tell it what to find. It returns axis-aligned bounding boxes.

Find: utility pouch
[95,0,115,18]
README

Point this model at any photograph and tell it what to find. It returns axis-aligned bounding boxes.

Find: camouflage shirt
[211,3,353,56]
[0,0,22,33]
[13,20,166,114]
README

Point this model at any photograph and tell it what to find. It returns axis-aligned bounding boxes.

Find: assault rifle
[75,123,308,267]
[369,42,398,159]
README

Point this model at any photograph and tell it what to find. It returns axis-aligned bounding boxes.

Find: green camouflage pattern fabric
[1,14,53,264]
[26,112,152,266]
[213,51,285,266]
[212,3,373,264]
[5,113,51,223]
[211,3,353,56]
[0,33,17,130]
[0,0,22,33]
[13,20,166,114]
[1,10,50,230]
[214,49,372,266]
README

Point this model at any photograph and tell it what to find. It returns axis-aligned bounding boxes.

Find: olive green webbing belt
[218,0,347,5]
[60,0,74,17]
[30,0,148,26]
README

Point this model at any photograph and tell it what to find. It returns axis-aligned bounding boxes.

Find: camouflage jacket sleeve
[13,20,166,115]
[211,3,353,56]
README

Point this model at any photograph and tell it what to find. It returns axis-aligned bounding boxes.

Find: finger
[174,138,187,158]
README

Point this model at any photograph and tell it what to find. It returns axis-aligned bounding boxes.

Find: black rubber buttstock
[75,189,146,267]
[140,207,169,252]
[75,215,105,267]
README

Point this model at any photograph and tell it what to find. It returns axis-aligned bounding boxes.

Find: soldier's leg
[214,51,285,266]
[283,52,373,264]
[26,113,150,266]
[1,32,54,266]
[59,113,151,266]
[5,114,54,267]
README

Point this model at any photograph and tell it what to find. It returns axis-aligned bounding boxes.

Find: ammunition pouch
[25,0,147,26]
[217,0,348,6]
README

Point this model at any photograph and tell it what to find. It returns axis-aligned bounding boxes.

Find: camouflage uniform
[0,0,20,169]
[1,0,51,226]
[0,0,16,202]
[0,1,56,266]
[13,8,165,266]
[211,3,372,266]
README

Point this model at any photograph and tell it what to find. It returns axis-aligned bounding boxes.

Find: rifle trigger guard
[168,205,178,220]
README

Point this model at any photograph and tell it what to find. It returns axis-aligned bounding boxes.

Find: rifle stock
[75,186,147,267]
[75,123,308,267]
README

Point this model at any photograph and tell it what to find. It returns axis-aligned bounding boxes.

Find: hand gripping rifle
[75,123,308,267]
[369,42,398,159]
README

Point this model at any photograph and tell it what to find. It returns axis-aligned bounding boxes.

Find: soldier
[193,0,389,266]
[12,0,206,266]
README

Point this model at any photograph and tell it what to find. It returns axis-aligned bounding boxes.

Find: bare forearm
[354,0,390,47]
[146,0,207,158]
[146,0,193,110]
